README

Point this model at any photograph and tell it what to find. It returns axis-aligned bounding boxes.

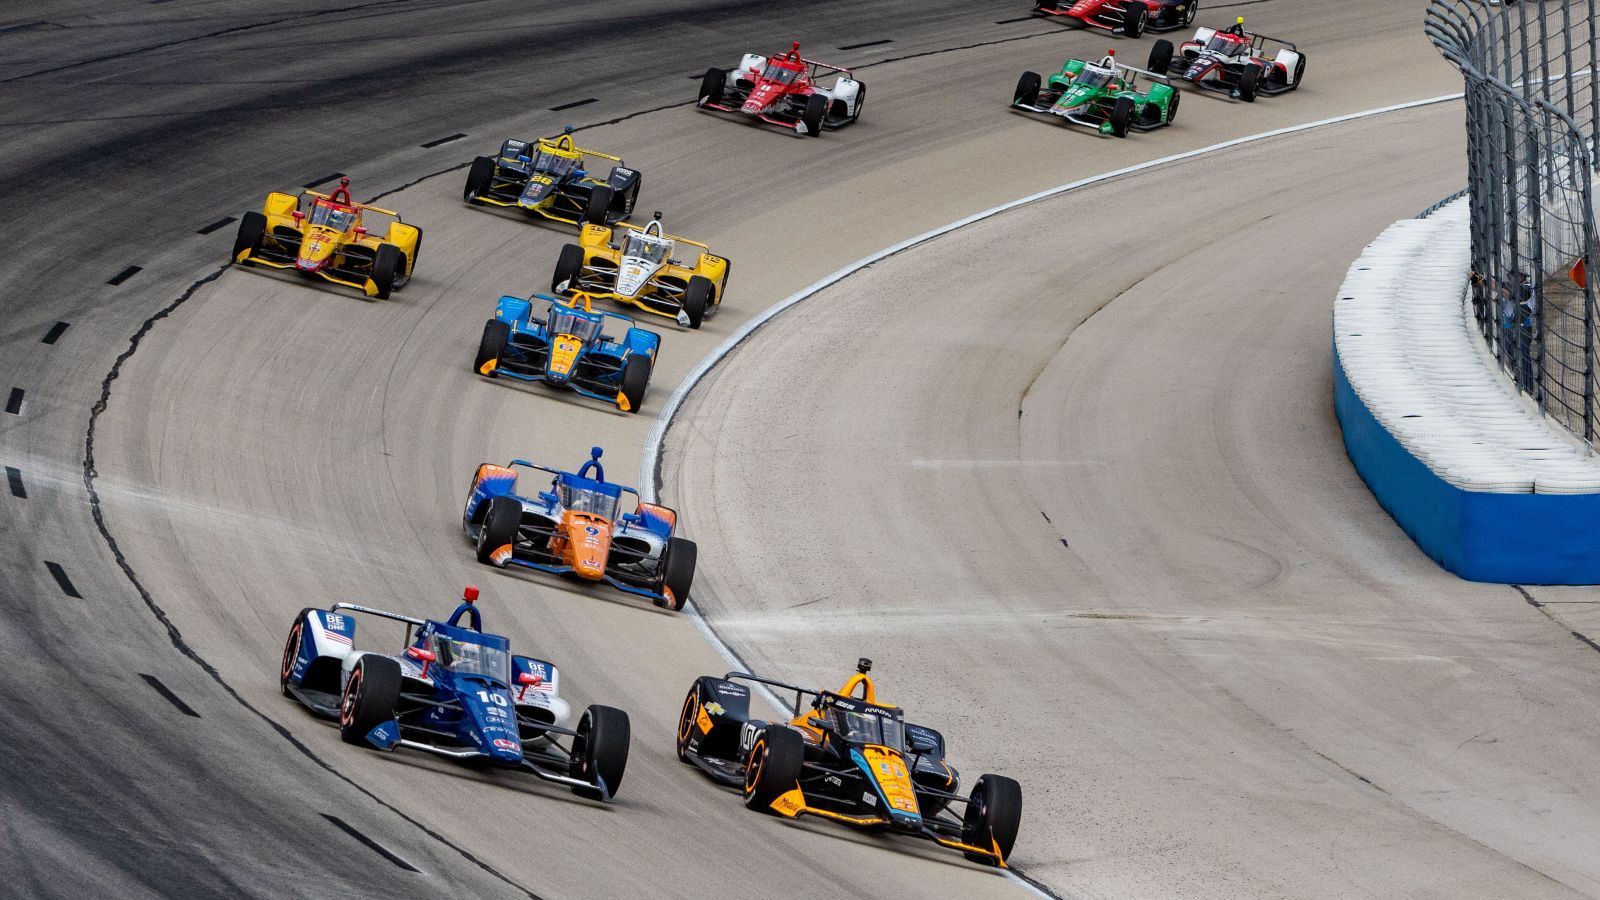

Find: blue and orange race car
[474,292,659,413]
[462,447,697,611]
[280,587,631,800]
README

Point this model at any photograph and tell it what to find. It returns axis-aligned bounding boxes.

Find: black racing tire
[553,243,585,295]
[801,93,827,137]
[1148,39,1174,76]
[655,536,696,611]
[464,156,494,204]
[1121,3,1147,38]
[371,244,402,300]
[280,608,316,697]
[232,211,266,266]
[475,319,511,378]
[699,67,726,107]
[476,495,521,566]
[1014,71,1042,108]
[675,688,699,762]
[619,353,650,414]
[1165,88,1180,126]
[1182,0,1198,26]
[1290,55,1306,90]
[582,184,614,226]
[682,275,713,329]
[338,655,401,746]
[570,705,630,801]
[1237,63,1261,102]
[850,84,865,122]
[742,726,805,814]
[961,774,1023,866]
[1109,96,1135,138]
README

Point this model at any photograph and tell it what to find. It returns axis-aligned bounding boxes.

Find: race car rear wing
[331,602,427,644]
[724,671,822,718]
[798,57,854,79]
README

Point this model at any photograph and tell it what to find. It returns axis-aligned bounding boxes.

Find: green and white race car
[1011,50,1179,137]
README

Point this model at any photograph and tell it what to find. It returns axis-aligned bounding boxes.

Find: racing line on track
[640,86,1469,900]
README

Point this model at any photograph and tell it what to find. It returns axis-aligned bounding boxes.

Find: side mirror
[406,646,436,663]
[517,672,543,687]
[354,226,368,236]
[291,210,304,221]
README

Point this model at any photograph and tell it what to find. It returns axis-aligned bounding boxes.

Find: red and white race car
[1149,18,1306,101]
[697,42,865,137]
[1033,0,1198,38]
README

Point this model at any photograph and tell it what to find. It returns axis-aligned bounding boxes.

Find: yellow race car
[551,213,730,329]
[231,178,421,299]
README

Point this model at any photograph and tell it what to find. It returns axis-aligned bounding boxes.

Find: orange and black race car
[675,659,1023,868]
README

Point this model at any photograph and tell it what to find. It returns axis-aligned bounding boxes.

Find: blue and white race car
[474,292,659,414]
[463,447,697,611]
[280,587,631,800]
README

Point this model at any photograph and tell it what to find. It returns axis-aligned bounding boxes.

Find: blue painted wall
[1333,342,1600,584]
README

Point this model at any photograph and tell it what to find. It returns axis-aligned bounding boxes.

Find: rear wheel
[1237,63,1261,102]
[1109,97,1135,138]
[476,495,521,566]
[475,319,511,377]
[232,211,266,265]
[338,656,400,746]
[656,537,696,611]
[464,157,494,204]
[801,93,827,137]
[742,726,805,813]
[370,244,402,299]
[961,774,1023,866]
[1014,71,1042,108]
[553,243,585,294]
[619,354,650,414]
[682,275,713,329]
[582,185,614,226]
[1289,55,1307,90]
[1121,3,1147,38]
[675,688,699,762]
[569,705,630,801]
[699,67,726,107]
[1165,89,1180,125]
[1148,39,1174,75]
[1181,0,1198,26]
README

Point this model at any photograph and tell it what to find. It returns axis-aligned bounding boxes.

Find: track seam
[82,266,545,900]
[640,90,1468,900]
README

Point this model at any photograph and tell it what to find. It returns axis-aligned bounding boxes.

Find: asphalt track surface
[0,1,1542,898]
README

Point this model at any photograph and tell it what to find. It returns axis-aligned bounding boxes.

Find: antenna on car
[653,211,662,221]
[563,124,574,134]
[857,657,872,674]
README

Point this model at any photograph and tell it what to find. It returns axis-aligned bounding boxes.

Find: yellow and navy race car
[551,213,730,329]
[231,178,421,300]
[464,127,640,227]
[676,659,1023,868]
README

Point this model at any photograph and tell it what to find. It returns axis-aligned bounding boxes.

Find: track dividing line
[642,88,1465,900]
[550,97,598,112]
[196,216,236,235]
[41,321,70,344]
[5,388,23,415]
[420,133,467,148]
[45,562,82,598]
[139,673,201,717]
[840,39,893,50]
[322,814,422,873]
[6,467,24,498]
[106,265,141,286]
[303,173,344,189]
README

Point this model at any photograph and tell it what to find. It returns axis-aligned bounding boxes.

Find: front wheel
[339,656,401,746]
[699,67,726,107]
[961,774,1023,866]
[569,705,630,801]
[742,726,805,814]
[675,689,699,762]
[656,536,696,611]
[1121,3,1147,38]
[553,243,585,295]
[280,608,316,696]
[682,275,713,329]
[1108,96,1135,138]
[1165,89,1180,126]
[476,495,521,566]
[232,211,266,265]
[582,185,614,226]
[800,93,827,137]
[619,354,650,414]
[1147,39,1174,76]
[464,156,494,204]
[1237,63,1261,102]
[1014,71,1042,108]
[475,319,511,377]
[371,244,402,299]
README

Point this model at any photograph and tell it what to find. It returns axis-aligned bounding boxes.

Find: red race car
[1033,0,1198,38]
[697,42,866,137]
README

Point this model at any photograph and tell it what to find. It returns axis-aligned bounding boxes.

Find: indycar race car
[463,447,697,610]
[676,659,1023,868]
[463,127,640,226]
[280,587,630,800]
[474,291,659,414]
[698,41,865,137]
[552,213,729,329]
[1033,0,1197,37]
[1013,50,1178,137]
[232,177,421,299]
[1149,18,1305,101]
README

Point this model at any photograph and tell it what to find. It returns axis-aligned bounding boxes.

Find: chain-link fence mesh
[1427,0,1600,445]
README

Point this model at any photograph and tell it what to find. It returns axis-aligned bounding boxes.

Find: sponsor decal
[703,701,725,716]
[490,544,514,566]
[493,738,519,751]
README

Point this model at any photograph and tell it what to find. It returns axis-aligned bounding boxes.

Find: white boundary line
[639,89,1464,900]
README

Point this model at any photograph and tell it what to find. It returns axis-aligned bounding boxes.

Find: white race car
[697,41,865,136]
[1149,17,1306,101]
